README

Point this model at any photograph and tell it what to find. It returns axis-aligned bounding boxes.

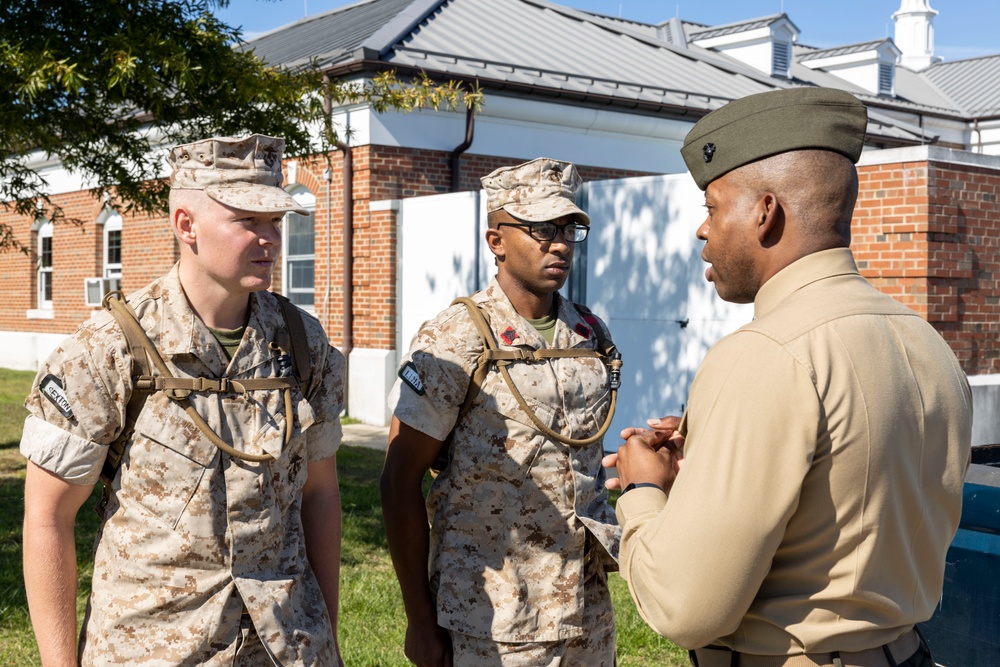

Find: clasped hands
[602,416,685,493]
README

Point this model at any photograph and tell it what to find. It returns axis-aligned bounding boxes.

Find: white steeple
[892,0,943,70]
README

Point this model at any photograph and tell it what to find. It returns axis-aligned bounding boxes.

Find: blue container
[919,463,1000,666]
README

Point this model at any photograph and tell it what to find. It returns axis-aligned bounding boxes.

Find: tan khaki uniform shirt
[388,278,620,642]
[616,249,972,655]
[21,265,344,666]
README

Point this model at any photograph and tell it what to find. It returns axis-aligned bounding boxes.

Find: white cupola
[892,0,943,70]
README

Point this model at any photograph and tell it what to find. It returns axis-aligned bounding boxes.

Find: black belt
[690,629,921,667]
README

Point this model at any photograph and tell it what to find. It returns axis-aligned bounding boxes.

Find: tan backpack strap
[98,291,157,515]
[451,296,499,416]
[449,296,622,448]
[484,348,604,362]
[272,292,312,388]
[133,375,296,397]
[101,291,278,465]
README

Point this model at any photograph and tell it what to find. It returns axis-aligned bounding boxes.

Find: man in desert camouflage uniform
[21,135,345,665]
[382,158,620,667]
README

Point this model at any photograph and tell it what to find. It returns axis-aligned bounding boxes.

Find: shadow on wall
[397,175,753,448]
[585,174,753,444]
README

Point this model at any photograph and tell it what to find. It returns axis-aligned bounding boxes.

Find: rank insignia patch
[500,327,519,345]
[398,361,425,395]
[40,374,75,419]
[575,323,591,338]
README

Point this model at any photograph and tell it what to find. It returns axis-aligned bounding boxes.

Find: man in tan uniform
[382,158,620,667]
[606,88,973,667]
[21,135,345,665]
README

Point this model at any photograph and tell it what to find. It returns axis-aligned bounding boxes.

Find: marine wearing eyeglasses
[383,157,620,667]
[495,219,590,243]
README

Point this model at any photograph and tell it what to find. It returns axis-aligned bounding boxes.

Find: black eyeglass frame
[496,221,589,243]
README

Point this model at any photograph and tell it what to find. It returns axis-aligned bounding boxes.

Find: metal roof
[798,39,896,62]
[922,55,1000,117]
[386,0,774,104]
[240,0,416,68]
[240,0,994,140]
[688,14,790,41]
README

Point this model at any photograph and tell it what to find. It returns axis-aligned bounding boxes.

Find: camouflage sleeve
[20,321,131,484]
[304,344,345,462]
[387,307,483,442]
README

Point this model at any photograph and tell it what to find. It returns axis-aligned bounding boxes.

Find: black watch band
[621,482,663,495]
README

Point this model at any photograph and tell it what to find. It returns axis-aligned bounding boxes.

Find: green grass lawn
[0,368,686,666]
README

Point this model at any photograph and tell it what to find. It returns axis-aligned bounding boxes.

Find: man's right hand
[404,618,453,667]
[603,415,684,492]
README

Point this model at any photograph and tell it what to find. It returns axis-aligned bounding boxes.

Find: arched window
[100,209,123,279]
[283,187,316,310]
[35,219,54,310]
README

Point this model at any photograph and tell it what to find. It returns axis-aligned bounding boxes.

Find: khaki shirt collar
[754,248,860,320]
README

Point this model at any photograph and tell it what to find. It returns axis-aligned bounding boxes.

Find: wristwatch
[621,482,663,494]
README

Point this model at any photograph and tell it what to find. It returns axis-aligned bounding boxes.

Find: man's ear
[756,193,783,247]
[172,207,197,248]
[485,227,505,260]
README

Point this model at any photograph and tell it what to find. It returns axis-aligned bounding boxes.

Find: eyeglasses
[497,221,589,243]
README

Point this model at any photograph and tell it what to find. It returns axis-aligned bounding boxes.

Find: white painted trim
[0,331,68,371]
[347,348,396,426]
[370,199,400,212]
[858,145,1000,169]
[26,309,54,320]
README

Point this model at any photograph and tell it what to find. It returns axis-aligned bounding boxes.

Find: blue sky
[217,0,999,62]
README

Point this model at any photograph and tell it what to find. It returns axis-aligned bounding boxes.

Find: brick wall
[0,191,175,333]
[340,146,647,351]
[854,157,1000,375]
[5,146,993,373]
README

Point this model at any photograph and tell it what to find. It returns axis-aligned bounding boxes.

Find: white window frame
[36,219,54,311]
[282,187,317,312]
[100,210,123,279]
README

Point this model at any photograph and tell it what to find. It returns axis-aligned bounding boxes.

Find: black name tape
[399,361,425,395]
[39,374,75,419]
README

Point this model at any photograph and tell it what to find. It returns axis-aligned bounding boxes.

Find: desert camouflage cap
[481,157,590,225]
[681,87,868,190]
[168,134,308,215]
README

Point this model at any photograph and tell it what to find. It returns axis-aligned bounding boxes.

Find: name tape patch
[399,361,426,395]
[40,374,75,419]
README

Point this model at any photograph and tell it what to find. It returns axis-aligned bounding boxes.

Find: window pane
[289,260,315,289]
[41,272,52,303]
[290,291,315,307]
[41,237,52,268]
[286,212,315,256]
[107,229,122,265]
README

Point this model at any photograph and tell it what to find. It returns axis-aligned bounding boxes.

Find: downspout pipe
[323,72,354,410]
[450,105,476,192]
[338,139,354,375]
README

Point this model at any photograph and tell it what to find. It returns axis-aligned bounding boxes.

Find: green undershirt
[207,325,247,361]
[526,311,557,345]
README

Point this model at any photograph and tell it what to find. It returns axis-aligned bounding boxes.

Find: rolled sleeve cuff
[387,379,457,442]
[19,415,107,485]
[615,486,668,526]
[307,417,343,461]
